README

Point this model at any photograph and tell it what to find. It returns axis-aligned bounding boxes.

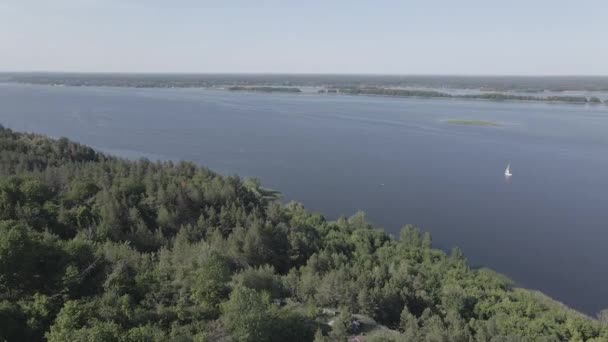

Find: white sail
[504,163,512,177]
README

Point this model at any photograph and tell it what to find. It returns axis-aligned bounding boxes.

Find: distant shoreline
[227,86,302,93]
[2,78,608,106]
[321,87,604,105]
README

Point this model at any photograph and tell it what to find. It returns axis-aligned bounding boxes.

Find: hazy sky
[2,0,607,75]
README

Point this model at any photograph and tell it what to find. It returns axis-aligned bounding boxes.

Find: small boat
[504,163,512,177]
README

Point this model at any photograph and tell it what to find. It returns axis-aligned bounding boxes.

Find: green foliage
[221,286,274,342]
[231,265,285,299]
[191,253,232,316]
[0,125,606,341]
[589,96,602,103]
[313,328,327,342]
[0,300,27,341]
[0,221,35,293]
[330,307,353,341]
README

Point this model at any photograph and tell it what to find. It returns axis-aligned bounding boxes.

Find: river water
[2,83,608,315]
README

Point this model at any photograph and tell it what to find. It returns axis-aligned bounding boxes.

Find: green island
[446,120,501,127]
[1,124,607,342]
[228,86,302,93]
[335,87,592,103]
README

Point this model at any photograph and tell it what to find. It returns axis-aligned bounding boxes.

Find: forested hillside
[0,124,607,341]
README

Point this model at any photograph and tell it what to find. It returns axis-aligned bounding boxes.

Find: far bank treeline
[6,73,608,104]
[228,86,302,93]
[319,87,604,104]
[6,73,608,92]
[1,124,608,342]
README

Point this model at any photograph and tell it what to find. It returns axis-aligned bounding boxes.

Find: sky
[1,0,607,75]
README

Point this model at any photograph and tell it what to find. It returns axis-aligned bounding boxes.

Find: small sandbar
[446,119,501,127]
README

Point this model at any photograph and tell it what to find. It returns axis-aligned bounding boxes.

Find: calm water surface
[2,83,608,315]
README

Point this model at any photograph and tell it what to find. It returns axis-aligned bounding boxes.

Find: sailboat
[504,163,512,177]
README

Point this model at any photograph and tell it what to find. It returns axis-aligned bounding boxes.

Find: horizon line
[2,71,608,78]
